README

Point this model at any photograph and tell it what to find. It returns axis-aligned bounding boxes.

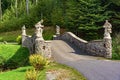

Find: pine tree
[65,0,111,40]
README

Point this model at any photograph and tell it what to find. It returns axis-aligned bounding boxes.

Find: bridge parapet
[53,20,112,58]
[54,32,106,57]
[55,30,112,58]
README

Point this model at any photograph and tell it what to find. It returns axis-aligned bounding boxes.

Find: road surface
[51,40,120,80]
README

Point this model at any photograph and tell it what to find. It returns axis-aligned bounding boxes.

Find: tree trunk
[26,0,29,15]
[0,0,2,20]
[15,0,18,17]
[36,0,38,5]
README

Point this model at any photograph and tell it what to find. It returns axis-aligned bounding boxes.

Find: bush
[16,35,22,44]
[112,33,120,59]
[25,69,38,80]
[0,56,6,70]
[29,54,49,70]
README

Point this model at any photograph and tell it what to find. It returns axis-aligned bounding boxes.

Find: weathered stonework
[22,20,51,58]
[53,20,112,58]
[103,20,112,58]
[56,25,60,36]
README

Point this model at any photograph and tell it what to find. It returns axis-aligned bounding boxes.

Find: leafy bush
[16,35,22,44]
[25,69,38,80]
[29,54,49,70]
[0,56,6,70]
[112,33,120,59]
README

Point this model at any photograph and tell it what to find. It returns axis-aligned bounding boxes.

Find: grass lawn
[0,44,29,69]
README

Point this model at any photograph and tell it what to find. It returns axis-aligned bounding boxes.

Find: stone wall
[54,32,107,57]
[21,21,52,59]
[86,40,106,57]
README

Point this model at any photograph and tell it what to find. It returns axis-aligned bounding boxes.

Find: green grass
[0,44,29,69]
[0,66,31,80]
[0,27,55,42]
[0,63,86,80]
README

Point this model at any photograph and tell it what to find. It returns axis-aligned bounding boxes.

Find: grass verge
[0,44,86,80]
[0,62,86,80]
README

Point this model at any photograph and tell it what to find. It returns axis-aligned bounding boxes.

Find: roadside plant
[16,35,22,44]
[25,69,38,80]
[112,33,120,59]
[29,54,49,70]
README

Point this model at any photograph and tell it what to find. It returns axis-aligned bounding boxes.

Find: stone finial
[56,25,60,35]
[35,19,44,28]
[22,25,26,36]
[103,20,112,39]
[103,20,112,58]
[35,20,44,40]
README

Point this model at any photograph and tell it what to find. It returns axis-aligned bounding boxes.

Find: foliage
[25,69,38,80]
[0,27,54,42]
[112,33,120,59]
[0,56,6,70]
[16,35,22,44]
[29,54,49,70]
[0,0,120,40]
[0,44,29,69]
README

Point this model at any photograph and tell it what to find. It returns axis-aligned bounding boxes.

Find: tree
[65,0,111,40]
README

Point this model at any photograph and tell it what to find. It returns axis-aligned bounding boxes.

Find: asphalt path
[51,40,120,80]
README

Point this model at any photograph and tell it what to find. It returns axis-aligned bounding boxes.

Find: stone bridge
[21,20,120,80]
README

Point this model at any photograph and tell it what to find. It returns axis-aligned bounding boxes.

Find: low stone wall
[86,40,106,57]
[54,32,106,57]
[59,32,87,52]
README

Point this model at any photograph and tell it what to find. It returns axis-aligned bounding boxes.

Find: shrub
[16,35,22,44]
[25,69,38,80]
[0,55,6,70]
[112,33,120,59]
[29,54,49,70]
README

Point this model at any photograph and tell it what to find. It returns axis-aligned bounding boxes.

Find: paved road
[51,40,120,80]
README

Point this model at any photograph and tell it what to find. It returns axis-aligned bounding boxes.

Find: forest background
[0,0,120,40]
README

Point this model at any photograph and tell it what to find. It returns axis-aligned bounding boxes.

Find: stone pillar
[44,41,51,58]
[35,20,45,54]
[35,39,44,54]
[103,20,112,58]
[56,25,60,36]
[22,25,26,47]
